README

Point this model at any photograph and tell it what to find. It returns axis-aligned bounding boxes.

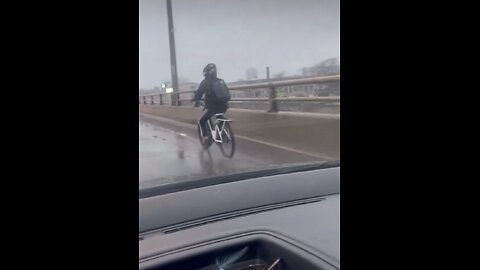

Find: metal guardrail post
[151,96,154,105]
[143,96,146,104]
[268,84,278,112]
[159,94,163,105]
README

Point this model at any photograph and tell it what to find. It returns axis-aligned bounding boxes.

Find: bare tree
[313,57,340,76]
[300,67,309,77]
[274,71,286,79]
[246,67,258,80]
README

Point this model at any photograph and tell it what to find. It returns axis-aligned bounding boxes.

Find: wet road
[139,114,322,189]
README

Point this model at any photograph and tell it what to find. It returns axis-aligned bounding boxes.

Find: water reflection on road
[139,114,320,189]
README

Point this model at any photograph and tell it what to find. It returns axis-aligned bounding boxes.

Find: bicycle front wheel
[219,122,235,158]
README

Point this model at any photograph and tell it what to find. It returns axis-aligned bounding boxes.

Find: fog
[140,0,339,89]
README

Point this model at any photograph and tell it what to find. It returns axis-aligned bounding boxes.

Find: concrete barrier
[139,104,339,160]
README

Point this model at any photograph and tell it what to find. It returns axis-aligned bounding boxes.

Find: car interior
[139,161,340,270]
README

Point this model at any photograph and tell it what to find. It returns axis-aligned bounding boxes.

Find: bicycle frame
[206,114,232,143]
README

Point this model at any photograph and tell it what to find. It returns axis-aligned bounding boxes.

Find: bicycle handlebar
[192,99,205,107]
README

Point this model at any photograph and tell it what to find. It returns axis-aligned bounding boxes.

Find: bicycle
[196,101,235,158]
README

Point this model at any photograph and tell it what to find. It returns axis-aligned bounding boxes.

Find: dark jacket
[192,75,228,110]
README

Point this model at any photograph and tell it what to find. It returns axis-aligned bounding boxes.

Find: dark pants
[199,104,227,137]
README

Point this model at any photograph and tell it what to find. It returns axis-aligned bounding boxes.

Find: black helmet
[203,63,217,78]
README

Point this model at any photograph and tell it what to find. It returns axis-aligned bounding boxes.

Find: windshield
[139,0,340,192]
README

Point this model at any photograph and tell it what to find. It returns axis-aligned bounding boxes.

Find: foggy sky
[140,0,339,89]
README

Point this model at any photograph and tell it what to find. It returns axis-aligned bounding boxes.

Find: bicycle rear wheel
[219,122,235,158]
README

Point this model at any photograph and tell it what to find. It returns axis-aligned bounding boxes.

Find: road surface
[139,113,323,189]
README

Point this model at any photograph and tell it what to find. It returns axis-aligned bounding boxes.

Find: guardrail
[139,75,340,112]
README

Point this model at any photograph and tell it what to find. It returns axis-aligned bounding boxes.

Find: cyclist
[192,63,230,143]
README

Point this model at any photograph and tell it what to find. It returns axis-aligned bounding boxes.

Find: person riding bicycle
[192,63,231,143]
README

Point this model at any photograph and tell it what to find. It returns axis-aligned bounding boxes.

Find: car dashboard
[139,163,340,270]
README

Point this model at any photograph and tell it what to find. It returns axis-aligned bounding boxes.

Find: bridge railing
[139,75,340,112]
